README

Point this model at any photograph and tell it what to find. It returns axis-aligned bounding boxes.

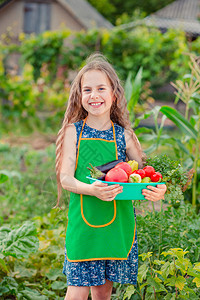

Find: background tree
[87,0,175,24]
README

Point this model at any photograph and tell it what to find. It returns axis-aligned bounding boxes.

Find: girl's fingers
[142,190,164,201]
[142,184,167,201]
[104,184,121,190]
[93,181,108,187]
[102,186,123,201]
[142,189,157,196]
[107,188,122,197]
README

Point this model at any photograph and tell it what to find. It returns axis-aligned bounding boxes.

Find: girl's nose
[91,90,99,99]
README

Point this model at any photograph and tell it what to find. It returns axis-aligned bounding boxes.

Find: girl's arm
[60,124,122,201]
[125,129,167,201]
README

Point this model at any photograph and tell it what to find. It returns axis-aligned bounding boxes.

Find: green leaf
[183,287,196,295]
[127,67,143,111]
[0,173,9,184]
[187,268,200,278]
[194,262,200,271]
[0,276,18,296]
[0,221,39,259]
[140,282,148,290]
[0,170,22,180]
[160,106,197,139]
[20,287,48,300]
[0,143,10,152]
[193,277,200,287]
[0,258,9,274]
[138,263,149,283]
[14,261,37,278]
[175,276,186,290]
[153,260,165,265]
[0,227,10,240]
[147,277,167,292]
[46,268,64,280]
[144,143,157,155]
[165,275,186,290]
[41,289,57,298]
[165,275,176,286]
[140,133,157,142]
[125,72,133,101]
[176,258,191,275]
[171,138,192,157]
[164,293,176,300]
[139,252,153,261]
[123,285,136,300]
[160,261,170,279]
[51,280,66,290]
[134,127,153,135]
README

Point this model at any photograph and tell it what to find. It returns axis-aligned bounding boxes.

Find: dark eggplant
[97,174,106,181]
[87,164,106,180]
[95,159,123,173]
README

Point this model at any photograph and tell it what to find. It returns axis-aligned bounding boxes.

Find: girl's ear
[112,93,116,102]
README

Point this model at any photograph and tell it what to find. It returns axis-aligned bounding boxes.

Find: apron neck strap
[81,117,115,137]
[75,118,118,170]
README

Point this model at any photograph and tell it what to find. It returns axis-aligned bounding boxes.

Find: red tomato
[134,169,146,179]
[151,172,162,182]
[115,162,132,176]
[105,168,128,182]
[143,166,155,177]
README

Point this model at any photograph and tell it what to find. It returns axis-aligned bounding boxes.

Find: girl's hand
[142,184,167,202]
[89,181,123,201]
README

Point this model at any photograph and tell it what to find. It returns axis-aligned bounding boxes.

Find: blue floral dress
[63,120,138,286]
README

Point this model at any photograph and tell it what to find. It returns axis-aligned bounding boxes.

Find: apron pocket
[81,194,116,227]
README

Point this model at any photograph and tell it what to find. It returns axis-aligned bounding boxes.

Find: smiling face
[81,70,115,120]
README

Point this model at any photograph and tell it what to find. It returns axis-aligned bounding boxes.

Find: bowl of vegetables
[86,160,165,200]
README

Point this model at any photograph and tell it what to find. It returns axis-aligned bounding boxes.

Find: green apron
[66,118,136,262]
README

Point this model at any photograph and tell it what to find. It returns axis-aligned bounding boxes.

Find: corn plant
[160,55,200,206]
[125,67,143,122]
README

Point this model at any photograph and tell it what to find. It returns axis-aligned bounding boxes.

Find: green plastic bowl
[86,176,165,200]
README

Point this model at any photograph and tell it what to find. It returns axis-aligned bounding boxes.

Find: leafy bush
[0,143,69,225]
[0,211,67,299]
[1,26,198,131]
[1,26,194,84]
[145,154,190,207]
[123,248,200,300]
[0,60,69,132]
[87,0,175,25]
[136,204,200,264]
[0,222,40,299]
[20,30,70,80]
[0,221,39,260]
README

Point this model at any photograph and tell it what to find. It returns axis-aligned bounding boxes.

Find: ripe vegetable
[141,177,151,183]
[151,172,162,182]
[143,166,155,177]
[127,160,138,172]
[128,174,141,183]
[134,169,146,179]
[95,159,123,173]
[115,162,132,176]
[105,168,128,183]
[87,164,106,180]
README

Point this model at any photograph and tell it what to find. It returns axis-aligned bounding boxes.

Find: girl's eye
[99,87,105,91]
[83,89,91,92]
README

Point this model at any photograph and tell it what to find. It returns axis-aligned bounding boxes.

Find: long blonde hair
[55,52,143,207]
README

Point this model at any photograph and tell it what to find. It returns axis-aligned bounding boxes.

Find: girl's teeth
[90,102,102,106]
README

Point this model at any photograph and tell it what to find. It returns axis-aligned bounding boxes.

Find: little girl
[55,53,166,300]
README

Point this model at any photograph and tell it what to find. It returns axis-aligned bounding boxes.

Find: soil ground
[2,131,56,150]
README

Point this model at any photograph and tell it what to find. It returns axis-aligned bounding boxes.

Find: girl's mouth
[89,102,103,107]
